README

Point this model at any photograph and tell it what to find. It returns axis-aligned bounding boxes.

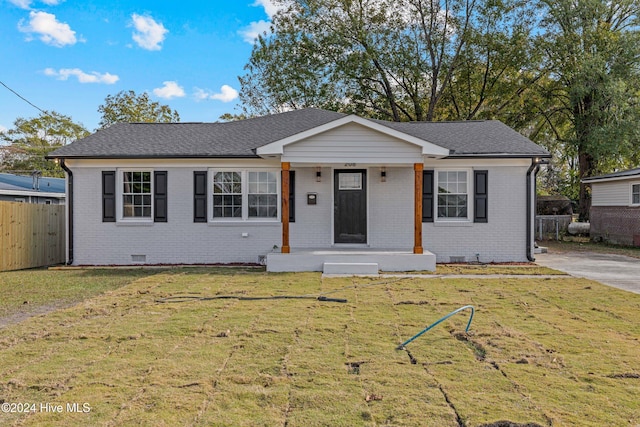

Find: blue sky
[0,0,281,133]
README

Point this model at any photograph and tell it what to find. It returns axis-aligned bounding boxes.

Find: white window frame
[117,168,154,223]
[209,168,281,222]
[631,182,640,206]
[434,168,473,223]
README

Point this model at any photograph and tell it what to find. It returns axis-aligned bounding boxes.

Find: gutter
[59,159,73,265]
[526,159,543,261]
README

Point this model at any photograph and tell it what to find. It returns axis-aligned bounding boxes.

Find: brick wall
[590,206,640,246]
[72,167,281,265]
[70,162,533,265]
[423,166,529,263]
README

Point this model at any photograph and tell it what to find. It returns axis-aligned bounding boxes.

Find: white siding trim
[282,122,426,164]
[257,116,449,158]
[591,180,634,206]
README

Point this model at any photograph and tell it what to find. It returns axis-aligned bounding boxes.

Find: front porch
[266,248,436,273]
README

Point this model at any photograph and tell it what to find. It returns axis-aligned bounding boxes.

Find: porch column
[414,163,423,254]
[281,162,291,254]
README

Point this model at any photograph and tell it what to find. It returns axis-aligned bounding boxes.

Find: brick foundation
[590,206,640,246]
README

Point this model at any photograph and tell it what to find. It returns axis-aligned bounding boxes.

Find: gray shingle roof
[582,167,640,182]
[48,108,549,159]
[373,119,549,156]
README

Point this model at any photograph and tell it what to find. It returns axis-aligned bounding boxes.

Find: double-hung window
[211,170,279,221]
[248,172,278,218]
[437,170,469,220]
[122,171,152,218]
[632,183,640,205]
[213,172,242,218]
[103,169,167,223]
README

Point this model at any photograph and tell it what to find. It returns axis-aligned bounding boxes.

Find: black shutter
[474,170,488,223]
[102,171,116,222]
[422,170,434,222]
[289,170,295,223]
[193,171,207,222]
[154,171,168,222]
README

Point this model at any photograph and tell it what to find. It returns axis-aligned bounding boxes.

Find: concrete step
[323,262,379,275]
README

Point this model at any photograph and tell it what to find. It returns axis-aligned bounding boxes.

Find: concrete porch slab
[266,248,436,272]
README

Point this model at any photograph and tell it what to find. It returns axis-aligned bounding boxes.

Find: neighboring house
[47,108,549,272]
[0,172,65,204]
[583,167,640,246]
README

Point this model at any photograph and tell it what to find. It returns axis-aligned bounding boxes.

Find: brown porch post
[414,163,424,254]
[281,162,291,254]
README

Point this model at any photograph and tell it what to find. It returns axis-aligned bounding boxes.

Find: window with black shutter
[289,170,295,223]
[193,171,207,222]
[422,170,434,222]
[102,171,116,222]
[474,170,488,223]
[154,171,168,222]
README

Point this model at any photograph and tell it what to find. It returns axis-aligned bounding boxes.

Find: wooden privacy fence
[0,201,65,271]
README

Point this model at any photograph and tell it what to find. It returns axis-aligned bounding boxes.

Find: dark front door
[334,170,367,244]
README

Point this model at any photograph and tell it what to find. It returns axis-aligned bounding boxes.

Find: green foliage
[240,0,640,217]
[97,90,180,129]
[0,111,89,177]
[240,0,537,122]
[533,0,640,218]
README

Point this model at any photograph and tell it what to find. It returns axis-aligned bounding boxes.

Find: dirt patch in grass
[0,271,638,426]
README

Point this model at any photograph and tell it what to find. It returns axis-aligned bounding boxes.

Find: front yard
[0,267,638,426]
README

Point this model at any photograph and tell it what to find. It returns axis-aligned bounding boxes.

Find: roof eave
[46,154,261,160]
[445,153,551,159]
[582,174,640,184]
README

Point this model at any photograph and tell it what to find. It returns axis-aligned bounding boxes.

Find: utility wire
[0,80,47,115]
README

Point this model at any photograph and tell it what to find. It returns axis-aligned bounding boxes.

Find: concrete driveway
[535,251,640,294]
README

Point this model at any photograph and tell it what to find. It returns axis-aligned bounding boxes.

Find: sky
[0,0,283,133]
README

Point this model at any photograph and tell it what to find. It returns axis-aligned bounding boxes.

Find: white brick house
[48,108,549,272]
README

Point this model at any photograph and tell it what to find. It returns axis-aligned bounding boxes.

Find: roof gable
[256,115,450,158]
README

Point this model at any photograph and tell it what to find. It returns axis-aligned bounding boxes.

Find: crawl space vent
[131,255,146,263]
[449,256,465,263]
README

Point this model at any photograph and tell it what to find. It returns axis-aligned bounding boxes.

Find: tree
[98,90,180,129]
[0,111,89,177]
[240,0,536,122]
[534,0,640,219]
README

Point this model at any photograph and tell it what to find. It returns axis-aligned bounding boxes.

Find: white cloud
[131,13,167,51]
[44,68,119,84]
[252,0,285,19]
[239,0,289,44]
[18,11,77,47]
[8,0,32,8]
[194,85,239,103]
[8,0,62,8]
[153,81,185,99]
[239,20,271,44]
[0,125,8,134]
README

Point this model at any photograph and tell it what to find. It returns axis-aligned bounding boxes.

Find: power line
[0,80,47,115]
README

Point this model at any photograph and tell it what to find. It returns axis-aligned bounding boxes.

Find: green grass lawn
[0,268,638,426]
